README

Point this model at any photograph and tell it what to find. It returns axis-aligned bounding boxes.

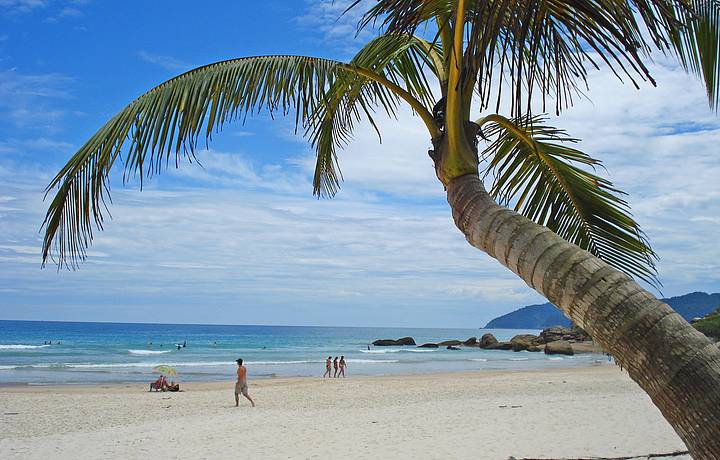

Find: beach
[0,366,689,459]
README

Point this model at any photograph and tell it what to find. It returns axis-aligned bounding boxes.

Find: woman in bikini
[323,356,332,378]
[333,356,339,378]
[339,356,347,378]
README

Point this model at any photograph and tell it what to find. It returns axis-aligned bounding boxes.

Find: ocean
[0,320,604,384]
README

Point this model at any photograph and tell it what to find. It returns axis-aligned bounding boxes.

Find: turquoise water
[0,320,603,384]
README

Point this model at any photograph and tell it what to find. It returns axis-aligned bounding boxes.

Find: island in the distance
[485,291,720,329]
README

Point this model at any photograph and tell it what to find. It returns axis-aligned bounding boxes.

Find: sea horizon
[0,319,602,385]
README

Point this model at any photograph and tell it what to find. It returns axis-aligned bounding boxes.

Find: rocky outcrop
[570,341,598,353]
[510,334,538,352]
[446,345,460,350]
[373,337,416,346]
[487,341,513,350]
[536,326,590,344]
[527,345,543,352]
[418,343,439,348]
[544,340,574,356]
[463,337,478,346]
[479,334,499,349]
[438,340,462,346]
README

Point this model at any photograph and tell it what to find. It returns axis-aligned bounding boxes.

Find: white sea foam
[0,359,401,371]
[359,349,400,354]
[510,357,529,361]
[470,358,488,362]
[128,349,171,355]
[360,348,435,354]
[547,357,564,361]
[0,344,50,350]
[246,360,322,365]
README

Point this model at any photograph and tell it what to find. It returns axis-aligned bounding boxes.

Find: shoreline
[0,358,610,390]
[0,364,596,388]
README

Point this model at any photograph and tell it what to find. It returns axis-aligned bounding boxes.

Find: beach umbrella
[152,365,177,376]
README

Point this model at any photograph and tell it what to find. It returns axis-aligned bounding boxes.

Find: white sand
[0,366,689,459]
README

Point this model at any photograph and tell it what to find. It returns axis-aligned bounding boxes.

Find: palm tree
[42,1,720,457]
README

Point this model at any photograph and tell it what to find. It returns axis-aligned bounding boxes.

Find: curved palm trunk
[447,173,720,459]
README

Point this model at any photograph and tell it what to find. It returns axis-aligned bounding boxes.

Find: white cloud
[0,69,75,130]
[296,0,375,57]
[137,51,193,72]
[0,0,47,14]
[1,0,88,18]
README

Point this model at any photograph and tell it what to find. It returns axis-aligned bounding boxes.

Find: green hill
[485,291,720,329]
[693,309,720,339]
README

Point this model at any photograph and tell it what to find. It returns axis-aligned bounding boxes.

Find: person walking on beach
[234,358,255,407]
[339,356,347,378]
[333,356,339,378]
[323,356,332,378]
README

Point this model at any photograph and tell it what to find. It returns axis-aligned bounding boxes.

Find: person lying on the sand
[165,381,180,392]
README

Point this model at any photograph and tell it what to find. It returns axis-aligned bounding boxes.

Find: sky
[0,0,718,328]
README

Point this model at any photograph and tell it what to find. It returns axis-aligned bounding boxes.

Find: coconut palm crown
[42,1,720,458]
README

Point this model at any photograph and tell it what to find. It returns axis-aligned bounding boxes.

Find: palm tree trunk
[446,173,720,459]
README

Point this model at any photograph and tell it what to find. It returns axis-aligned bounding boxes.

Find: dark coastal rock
[510,334,538,352]
[463,337,478,346]
[487,341,513,350]
[446,345,460,350]
[570,341,598,354]
[479,333,499,349]
[418,343,439,348]
[544,340,574,356]
[537,326,590,344]
[373,337,416,346]
[527,345,543,352]
[438,340,462,346]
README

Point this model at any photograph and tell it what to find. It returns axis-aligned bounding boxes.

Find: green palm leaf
[308,34,442,196]
[478,114,659,287]
[41,54,436,267]
[669,0,720,109]
[349,0,720,113]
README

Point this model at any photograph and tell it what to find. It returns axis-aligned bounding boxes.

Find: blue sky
[0,0,718,327]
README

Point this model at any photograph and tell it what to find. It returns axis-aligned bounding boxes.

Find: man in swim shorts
[234,358,255,407]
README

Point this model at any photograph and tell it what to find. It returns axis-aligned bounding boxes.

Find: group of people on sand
[149,375,181,392]
[323,355,347,378]
[148,356,347,408]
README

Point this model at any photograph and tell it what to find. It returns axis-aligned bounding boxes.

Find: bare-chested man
[234,358,255,407]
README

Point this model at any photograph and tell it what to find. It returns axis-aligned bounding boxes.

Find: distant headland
[485,291,720,329]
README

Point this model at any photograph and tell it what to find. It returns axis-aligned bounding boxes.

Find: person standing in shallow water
[323,356,332,378]
[234,358,255,407]
[339,356,347,378]
[333,356,339,378]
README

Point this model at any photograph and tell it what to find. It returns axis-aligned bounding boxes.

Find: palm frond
[42,55,434,267]
[669,0,720,110]
[479,114,659,287]
[348,0,719,115]
[308,34,443,196]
